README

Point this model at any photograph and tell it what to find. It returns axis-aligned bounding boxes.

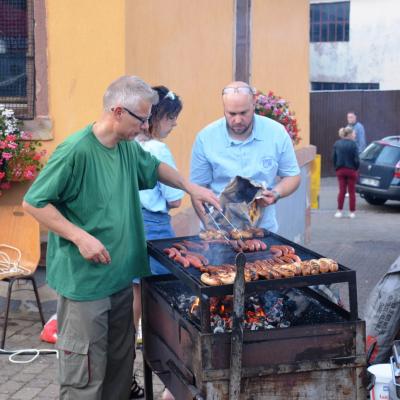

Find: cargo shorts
[56,286,134,400]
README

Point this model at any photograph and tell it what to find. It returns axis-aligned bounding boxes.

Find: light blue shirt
[348,122,366,153]
[190,114,300,232]
[137,139,184,213]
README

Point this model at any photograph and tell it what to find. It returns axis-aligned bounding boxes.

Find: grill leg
[1,278,16,349]
[143,357,154,400]
[27,276,46,326]
[348,275,358,321]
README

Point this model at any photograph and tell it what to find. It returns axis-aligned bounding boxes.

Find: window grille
[311,82,380,91]
[310,2,350,42]
[0,0,34,119]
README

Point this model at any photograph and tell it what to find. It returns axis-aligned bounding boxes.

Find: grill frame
[146,230,359,330]
[141,274,366,400]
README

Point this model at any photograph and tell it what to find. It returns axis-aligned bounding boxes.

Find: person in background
[22,75,219,400]
[132,86,183,400]
[347,111,366,153]
[333,126,360,219]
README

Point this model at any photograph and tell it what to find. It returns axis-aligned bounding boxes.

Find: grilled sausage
[309,259,320,275]
[174,254,190,268]
[269,247,283,257]
[273,256,286,264]
[237,239,248,251]
[185,255,203,269]
[164,247,180,259]
[200,273,222,286]
[280,255,295,264]
[172,243,187,252]
[245,240,256,252]
[285,253,302,263]
[183,251,209,266]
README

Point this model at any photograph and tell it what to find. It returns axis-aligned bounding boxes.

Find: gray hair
[103,76,159,111]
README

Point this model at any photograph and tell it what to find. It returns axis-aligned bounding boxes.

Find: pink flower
[7,142,18,149]
[0,171,5,180]
[21,131,33,140]
[2,152,13,160]
[5,134,17,142]
[23,165,37,180]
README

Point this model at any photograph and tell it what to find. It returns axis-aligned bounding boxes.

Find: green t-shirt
[24,124,160,301]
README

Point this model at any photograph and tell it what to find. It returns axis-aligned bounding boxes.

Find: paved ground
[0,177,399,398]
[307,177,400,317]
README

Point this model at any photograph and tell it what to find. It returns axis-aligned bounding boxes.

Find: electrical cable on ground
[0,348,59,364]
[1,244,58,363]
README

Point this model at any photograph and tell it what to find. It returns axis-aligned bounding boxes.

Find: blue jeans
[133,209,175,283]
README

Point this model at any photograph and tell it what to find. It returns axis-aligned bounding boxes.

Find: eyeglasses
[122,107,151,126]
[222,86,255,95]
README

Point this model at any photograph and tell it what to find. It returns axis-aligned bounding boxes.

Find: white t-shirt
[137,139,184,213]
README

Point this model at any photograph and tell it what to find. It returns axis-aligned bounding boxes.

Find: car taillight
[395,161,400,178]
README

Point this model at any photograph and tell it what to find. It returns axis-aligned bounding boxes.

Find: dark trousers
[336,167,358,212]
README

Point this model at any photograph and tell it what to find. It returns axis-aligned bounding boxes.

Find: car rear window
[360,143,384,162]
[361,143,400,165]
[376,145,400,165]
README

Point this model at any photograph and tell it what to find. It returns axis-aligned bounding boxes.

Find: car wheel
[364,195,387,205]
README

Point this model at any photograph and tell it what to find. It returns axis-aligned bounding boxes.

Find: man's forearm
[157,162,221,216]
[274,175,301,198]
[22,201,84,245]
[157,162,192,193]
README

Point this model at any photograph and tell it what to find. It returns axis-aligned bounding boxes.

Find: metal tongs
[204,203,243,241]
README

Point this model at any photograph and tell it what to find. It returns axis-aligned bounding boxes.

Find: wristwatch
[271,190,281,204]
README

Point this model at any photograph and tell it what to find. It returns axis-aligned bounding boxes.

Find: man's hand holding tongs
[187,182,221,217]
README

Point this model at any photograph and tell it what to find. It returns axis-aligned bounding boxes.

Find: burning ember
[189,292,291,333]
[190,297,200,314]
[156,282,345,334]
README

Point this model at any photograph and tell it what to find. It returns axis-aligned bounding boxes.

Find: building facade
[310,0,400,91]
[1,0,314,242]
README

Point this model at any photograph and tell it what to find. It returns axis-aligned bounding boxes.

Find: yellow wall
[43,0,126,155]
[252,0,310,147]
[125,0,234,181]
[1,0,310,207]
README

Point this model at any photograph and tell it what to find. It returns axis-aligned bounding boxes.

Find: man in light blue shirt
[347,111,366,153]
[190,81,301,233]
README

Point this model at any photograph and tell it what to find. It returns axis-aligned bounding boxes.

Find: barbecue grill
[141,230,366,399]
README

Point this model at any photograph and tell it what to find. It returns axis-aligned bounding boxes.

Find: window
[311,82,380,91]
[0,0,34,119]
[359,143,400,166]
[310,2,350,42]
[375,146,400,166]
[360,143,384,162]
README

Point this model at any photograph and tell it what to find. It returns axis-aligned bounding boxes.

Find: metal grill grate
[0,0,34,119]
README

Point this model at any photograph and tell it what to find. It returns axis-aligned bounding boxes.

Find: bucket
[368,364,392,400]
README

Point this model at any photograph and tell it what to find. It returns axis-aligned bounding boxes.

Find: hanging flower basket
[254,90,301,145]
[0,105,46,196]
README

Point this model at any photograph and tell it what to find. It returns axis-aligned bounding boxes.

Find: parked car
[356,136,400,205]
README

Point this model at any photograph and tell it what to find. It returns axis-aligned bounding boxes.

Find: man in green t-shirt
[23,76,219,400]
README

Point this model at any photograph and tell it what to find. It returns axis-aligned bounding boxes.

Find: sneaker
[130,374,144,399]
[136,319,142,345]
[334,211,343,218]
[349,212,356,219]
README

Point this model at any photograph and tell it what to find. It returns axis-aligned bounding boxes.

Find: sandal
[130,374,144,399]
